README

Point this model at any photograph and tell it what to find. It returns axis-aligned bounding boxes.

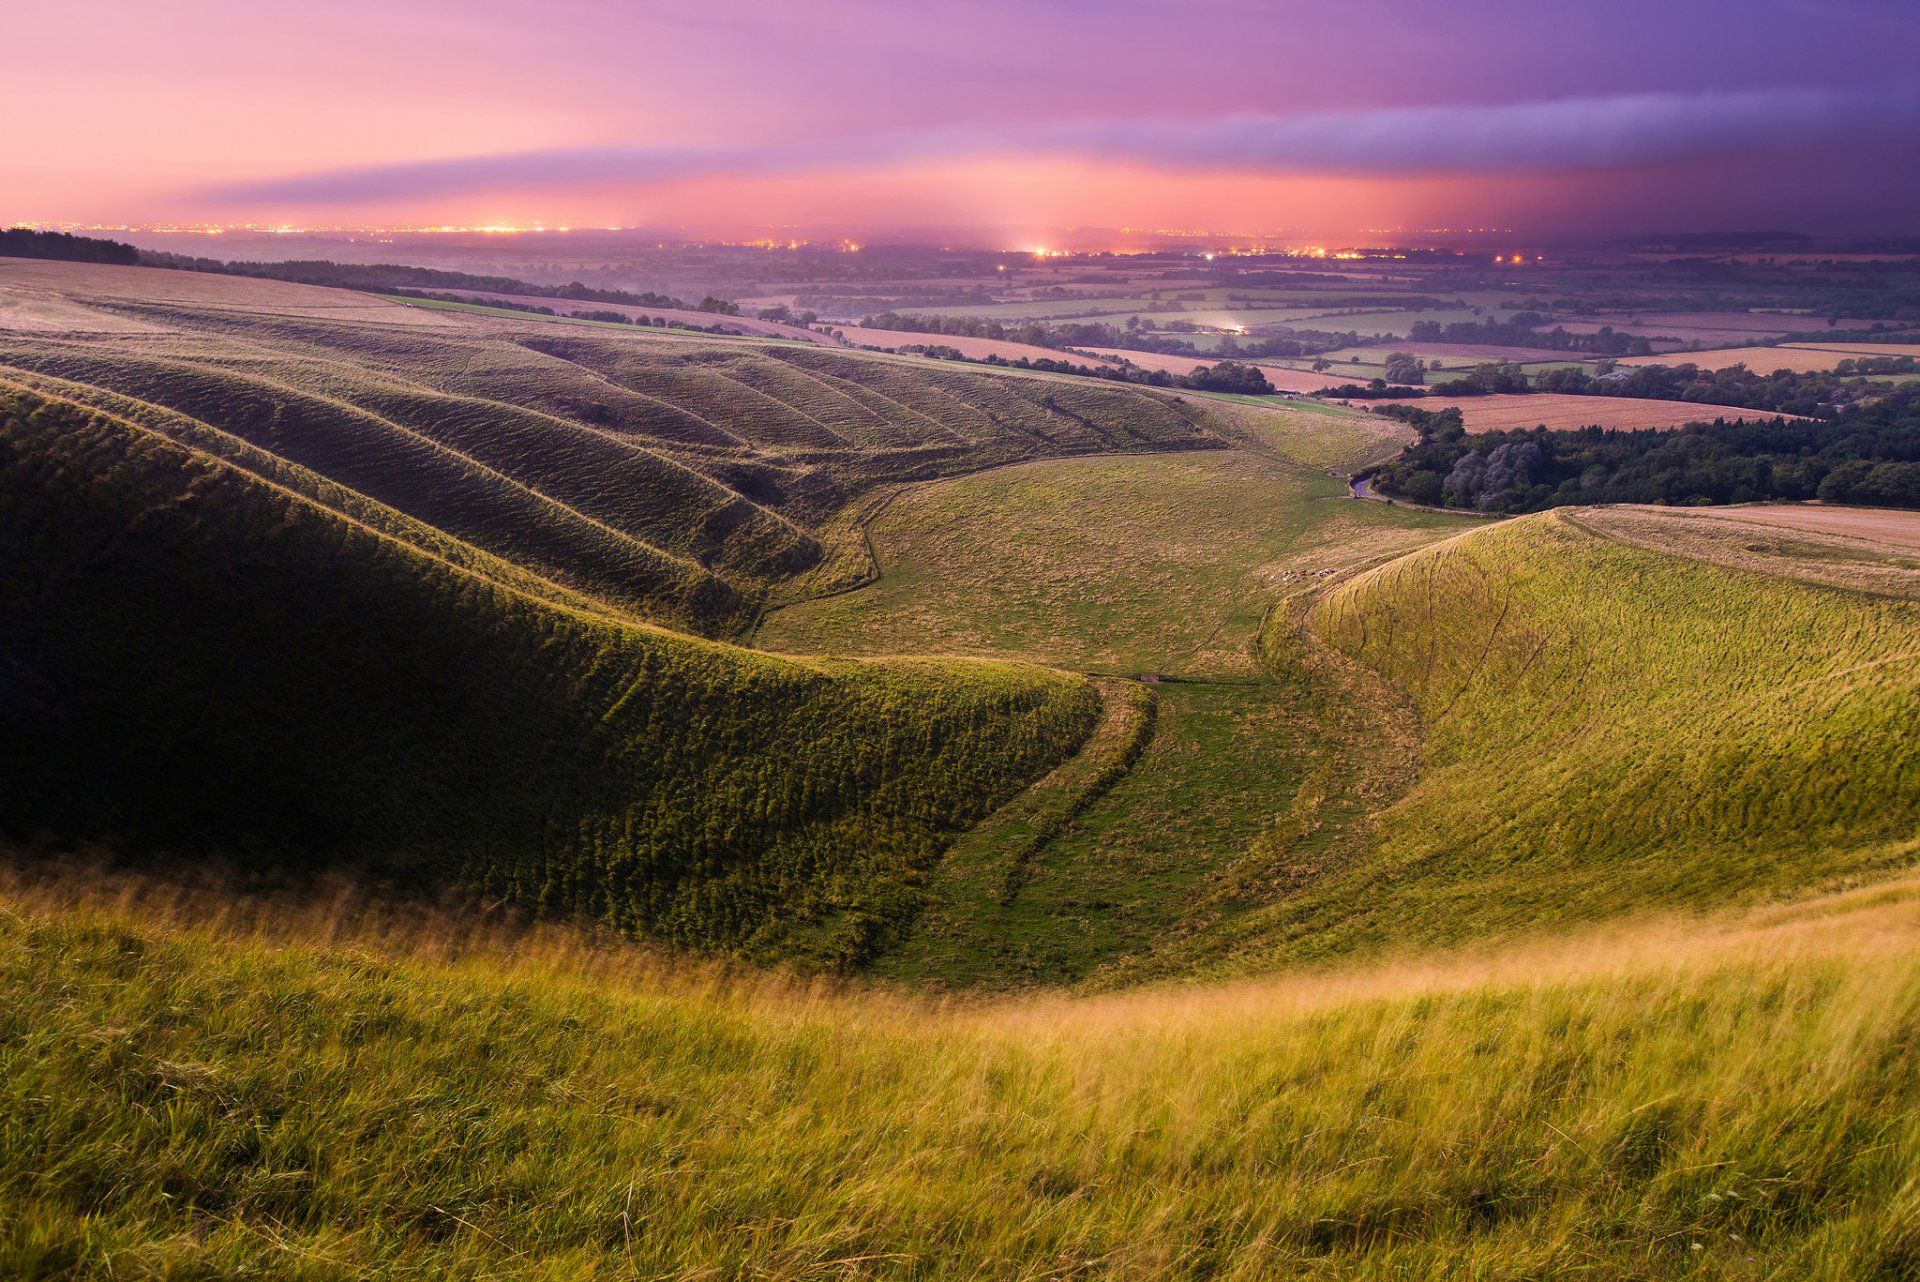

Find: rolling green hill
[1130,508,1920,977]
[0,383,1097,967]
[0,261,1235,637]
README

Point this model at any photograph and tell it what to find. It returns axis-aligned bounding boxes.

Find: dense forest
[1366,384,1920,512]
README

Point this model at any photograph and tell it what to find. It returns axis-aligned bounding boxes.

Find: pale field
[418,287,834,343]
[835,325,1093,363]
[1075,346,1356,392]
[1370,392,1799,431]
[0,259,466,327]
[1316,341,1580,365]
[1616,341,1920,372]
[1572,504,1920,601]
[1786,341,1920,357]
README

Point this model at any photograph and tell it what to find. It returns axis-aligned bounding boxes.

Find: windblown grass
[4,866,1918,1279]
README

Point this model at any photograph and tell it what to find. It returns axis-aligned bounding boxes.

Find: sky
[9,0,1920,239]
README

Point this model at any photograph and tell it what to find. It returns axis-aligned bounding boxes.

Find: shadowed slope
[0,386,1098,966]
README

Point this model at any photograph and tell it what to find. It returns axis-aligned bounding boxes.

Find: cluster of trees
[753,303,819,325]
[1366,384,1920,512]
[1834,353,1920,376]
[0,228,140,265]
[1364,355,1884,419]
[1532,361,1876,416]
[1409,316,1658,356]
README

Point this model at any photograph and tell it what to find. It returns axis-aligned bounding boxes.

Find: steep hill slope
[0,260,1231,636]
[0,384,1097,967]
[1166,508,1920,973]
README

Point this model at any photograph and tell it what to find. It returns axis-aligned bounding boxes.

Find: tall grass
[4,865,1919,1278]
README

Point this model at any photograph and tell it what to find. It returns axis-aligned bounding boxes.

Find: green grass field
[6,870,1919,1280]
[8,261,1920,1277]
[1157,510,1920,975]
[759,452,1474,981]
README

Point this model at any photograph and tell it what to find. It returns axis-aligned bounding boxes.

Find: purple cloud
[207,86,1920,205]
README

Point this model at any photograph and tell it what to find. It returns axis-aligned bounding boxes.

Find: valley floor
[756,449,1472,984]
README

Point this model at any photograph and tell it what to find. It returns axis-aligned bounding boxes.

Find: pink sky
[10,0,1919,236]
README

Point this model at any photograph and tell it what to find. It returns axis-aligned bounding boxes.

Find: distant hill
[0,261,1225,636]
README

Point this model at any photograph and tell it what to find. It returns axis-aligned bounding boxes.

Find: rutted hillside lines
[0,342,747,625]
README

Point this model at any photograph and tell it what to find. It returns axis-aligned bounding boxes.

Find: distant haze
[8,0,1920,236]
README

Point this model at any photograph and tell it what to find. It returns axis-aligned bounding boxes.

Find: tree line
[1365,384,1920,512]
[0,228,140,265]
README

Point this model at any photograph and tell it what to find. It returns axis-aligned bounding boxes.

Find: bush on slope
[0,387,1097,966]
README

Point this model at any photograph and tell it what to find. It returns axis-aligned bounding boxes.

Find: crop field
[414,287,835,343]
[1616,342,1920,373]
[1311,341,1582,367]
[1369,392,1797,431]
[834,325,1092,363]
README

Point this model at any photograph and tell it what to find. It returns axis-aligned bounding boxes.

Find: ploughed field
[6,258,1920,1278]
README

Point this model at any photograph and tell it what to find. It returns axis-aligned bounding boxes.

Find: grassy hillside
[1160,509,1920,974]
[5,870,1918,1279]
[761,452,1475,983]
[0,261,1235,636]
[0,385,1098,967]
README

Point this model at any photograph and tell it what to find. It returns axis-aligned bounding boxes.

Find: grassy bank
[4,869,1918,1279]
[1205,509,1920,971]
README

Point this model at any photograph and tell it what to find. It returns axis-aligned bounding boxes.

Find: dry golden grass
[0,259,466,327]
[6,859,1920,1278]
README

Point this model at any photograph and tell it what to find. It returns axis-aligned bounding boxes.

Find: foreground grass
[5,872,1920,1279]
